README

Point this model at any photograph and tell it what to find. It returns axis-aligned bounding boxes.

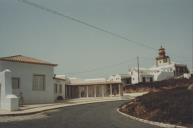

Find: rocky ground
[120,84,193,128]
[124,77,193,93]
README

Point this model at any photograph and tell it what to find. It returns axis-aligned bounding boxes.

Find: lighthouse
[155,46,171,67]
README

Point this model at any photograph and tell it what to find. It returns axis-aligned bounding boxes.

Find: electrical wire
[17,0,157,51]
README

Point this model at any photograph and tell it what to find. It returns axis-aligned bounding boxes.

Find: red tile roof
[0,55,57,66]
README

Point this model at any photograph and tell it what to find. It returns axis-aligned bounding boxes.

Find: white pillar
[63,84,65,98]
[102,85,104,97]
[86,86,88,98]
[78,86,81,98]
[94,85,96,97]
[118,84,121,96]
[110,84,112,96]
[0,69,19,111]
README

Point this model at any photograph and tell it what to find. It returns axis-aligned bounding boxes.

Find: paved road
[0,101,157,128]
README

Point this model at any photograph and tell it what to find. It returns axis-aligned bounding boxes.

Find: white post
[102,85,104,97]
[110,84,112,96]
[0,69,19,111]
[94,85,96,97]
[118,84,121,96]
[86,86,88,98]
[78,86,81,98]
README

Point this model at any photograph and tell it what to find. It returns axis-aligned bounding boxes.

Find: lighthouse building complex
[109,46,189,85]
[129,46,189,84]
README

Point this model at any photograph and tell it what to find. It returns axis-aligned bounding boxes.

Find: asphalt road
[0,100,157,128]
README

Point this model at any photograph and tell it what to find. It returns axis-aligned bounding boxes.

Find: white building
[0,55,57,111]
[128,46,189,84]
[128,68,154,84]
[65,77,123,99]
[53,75,66,101]
[108,74,131,86]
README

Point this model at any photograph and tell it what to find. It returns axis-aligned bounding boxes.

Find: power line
[17,0,158,75]
[17,0,157,51]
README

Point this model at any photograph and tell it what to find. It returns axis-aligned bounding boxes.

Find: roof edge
[0,58,57,67]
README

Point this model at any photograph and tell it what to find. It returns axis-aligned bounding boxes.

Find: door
[142,77,146,83]
[150,77,153,82]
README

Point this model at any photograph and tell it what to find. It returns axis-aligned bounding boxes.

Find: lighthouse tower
[155,46,171,67]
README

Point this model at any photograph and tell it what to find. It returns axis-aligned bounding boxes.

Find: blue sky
[0,0,192,78]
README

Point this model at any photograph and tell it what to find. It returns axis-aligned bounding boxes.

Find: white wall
[154,71,174,81]
[108,75,121,82]
[0,61,55,104]
[130,71,141,84]
[53,79,65,100]
[143,77,152,82]
[0,69,19,111]
[156,58,171,67]
[131,72,143,84]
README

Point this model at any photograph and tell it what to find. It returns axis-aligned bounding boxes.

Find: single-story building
[53,76,66,101]
[0,55,124,111]
[0,55,57,111]
[108,74,132,86]
[65,78,123,99]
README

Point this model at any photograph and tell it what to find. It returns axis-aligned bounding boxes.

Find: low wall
[124,77,193,93]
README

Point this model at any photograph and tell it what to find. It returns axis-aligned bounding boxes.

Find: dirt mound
[120,86,193,127]
[124,77,193,93]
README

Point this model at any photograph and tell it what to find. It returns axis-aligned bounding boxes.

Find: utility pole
[192,38,193,70]
[137,56,140,83]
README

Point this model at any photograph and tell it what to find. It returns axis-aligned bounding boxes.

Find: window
[79,86,87,97]
[150,77,153,82]
[33,75,45,91]
[59,84,62,93]
[54,84,58,93]
[12,77,20,89]
[142,77,146,83]
[126,78,131,84]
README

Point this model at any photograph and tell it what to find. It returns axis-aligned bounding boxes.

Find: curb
[0,99,128,116]
[117,108,187,128]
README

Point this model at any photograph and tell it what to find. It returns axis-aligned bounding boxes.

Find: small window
[12,77,20,89]
[33,75,45,91]
[163,59,167,63]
